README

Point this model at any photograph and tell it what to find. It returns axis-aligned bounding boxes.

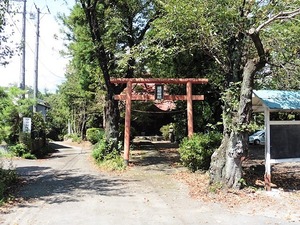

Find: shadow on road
[15,165,134,204]
[130,141,181,172]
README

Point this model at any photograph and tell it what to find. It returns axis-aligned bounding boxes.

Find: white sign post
[23,117,32,133]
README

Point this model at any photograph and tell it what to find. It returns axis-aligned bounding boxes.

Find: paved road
[0,142,298,225]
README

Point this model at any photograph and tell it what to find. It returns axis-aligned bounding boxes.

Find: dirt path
[0,141,299,224]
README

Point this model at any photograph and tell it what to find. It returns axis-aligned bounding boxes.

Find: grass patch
[92,138,127,171]
[95,155,127,172]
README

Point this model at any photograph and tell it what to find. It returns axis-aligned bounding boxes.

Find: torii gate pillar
[186,81,193,138]
[111,78,208,165]
[124,81,132,163]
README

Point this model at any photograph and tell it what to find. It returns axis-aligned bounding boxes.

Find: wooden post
[186,81,193,138]
[124,81,132,165]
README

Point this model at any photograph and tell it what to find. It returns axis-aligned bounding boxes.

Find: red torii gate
[110,78,208,164]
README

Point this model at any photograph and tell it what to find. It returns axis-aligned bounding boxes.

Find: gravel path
[0,141,299,225]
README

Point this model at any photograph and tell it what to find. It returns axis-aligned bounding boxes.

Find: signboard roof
[252,90,300,112]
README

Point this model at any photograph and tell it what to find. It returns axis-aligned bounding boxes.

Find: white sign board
[23,117,32,133]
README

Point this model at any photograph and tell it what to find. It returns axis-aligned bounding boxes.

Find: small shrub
[160,123,176,141]
[92,140,108,162]
[22,153,37,160]
[92,138,126,171]
[0,161,17,203]
[19,132,32,150]
[99,149,126,171]
[64,134,82,143]
[86,128,105,144]
[209,182,223,193]
[160,124,170,140]
[8,143,43,159]
[72,135,82,143]
[179,131,222,172]
[9,143,28,157]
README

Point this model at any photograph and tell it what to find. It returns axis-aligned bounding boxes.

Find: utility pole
[11,0,27,94]
[30,4,50,112]
[33,5,40,113]
[20,0,26,93]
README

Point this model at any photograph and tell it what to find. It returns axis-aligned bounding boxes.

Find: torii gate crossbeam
[110,78,208,165]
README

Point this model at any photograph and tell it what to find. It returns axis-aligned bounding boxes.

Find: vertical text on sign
[23,117,32,133]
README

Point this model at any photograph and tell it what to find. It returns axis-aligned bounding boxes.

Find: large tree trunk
[103,88,121,152]
[104,97,120,141]
[210,59,261,188]
[209,119,245,188]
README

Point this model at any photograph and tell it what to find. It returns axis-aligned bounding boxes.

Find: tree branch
[248,28,266,63]
[248,8,300,64]
[256,8,300,32]
[137,10,160,44]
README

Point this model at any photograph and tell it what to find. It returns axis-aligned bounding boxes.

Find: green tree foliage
[86,128,105,144]
[258,18,300,89]
[0,88,47,158]
[0,87,33,144]
[57,4,106,140]
[44,92,70,141]
[0,0,14,66]
[58,69,105,140]
[179,132,222,172]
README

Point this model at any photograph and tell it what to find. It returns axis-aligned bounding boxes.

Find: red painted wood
[114,94,204,101]
[111,78,208,163]
[110,78,208,84]
[124,81,132,164]
[186,81,193,138]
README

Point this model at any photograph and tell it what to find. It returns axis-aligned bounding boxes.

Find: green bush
[86,128,105,144]
[0,162,17,203]
[160,123,175,140]
[19,132,32,151]
[179,131,222,172]
[9,143,40,159]
[9,143,28,157]
[92,140,108,161]
[92,138,126,171]
[64,133,82,143]
[22,153,37,160]
[99,149,126,171]
[160,125,168,140]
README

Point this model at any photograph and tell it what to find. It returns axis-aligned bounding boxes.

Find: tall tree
[146,0,300,188]
[43,91,70,141]
[59,5,105,139]
[72,0,159,146]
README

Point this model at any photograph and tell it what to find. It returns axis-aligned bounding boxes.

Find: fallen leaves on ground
[172,167,300,213]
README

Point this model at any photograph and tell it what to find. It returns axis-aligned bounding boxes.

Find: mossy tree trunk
[209,17,279,187]
[210,57,265,188]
